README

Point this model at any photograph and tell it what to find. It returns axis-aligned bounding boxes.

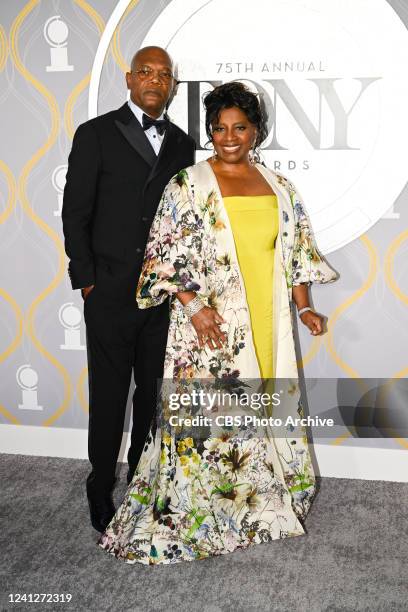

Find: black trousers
[83,287,169,498]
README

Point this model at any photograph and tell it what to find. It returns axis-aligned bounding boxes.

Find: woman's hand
[292,284,325,336]
[191,306,227,349]
[299,310,324,335]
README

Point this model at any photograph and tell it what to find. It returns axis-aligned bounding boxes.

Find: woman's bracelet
[184,296,205,319]
[298,306,313,317]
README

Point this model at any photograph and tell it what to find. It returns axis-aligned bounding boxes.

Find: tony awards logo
[92,0,408,254]
[16,365,43,411]
[44,16,74,72]
[52,165,67,217]
[59,303,85,350]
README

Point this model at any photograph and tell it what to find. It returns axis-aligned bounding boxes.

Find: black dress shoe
[87,494,116,533]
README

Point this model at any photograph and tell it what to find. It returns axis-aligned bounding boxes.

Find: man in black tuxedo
[62,46,195,532]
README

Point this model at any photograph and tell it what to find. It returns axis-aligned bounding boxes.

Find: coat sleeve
[62,122,100,289]
[288,179,339,286]
[136,169,207,309]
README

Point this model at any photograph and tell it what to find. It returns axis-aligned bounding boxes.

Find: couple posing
[62,46,337,565]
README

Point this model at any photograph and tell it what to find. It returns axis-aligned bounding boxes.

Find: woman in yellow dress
[99,82,338,565]
[180,83,324,376]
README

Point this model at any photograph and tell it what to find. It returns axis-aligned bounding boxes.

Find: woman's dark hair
[203,81,268,153]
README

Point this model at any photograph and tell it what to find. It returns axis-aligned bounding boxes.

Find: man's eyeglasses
[134,67,174,82]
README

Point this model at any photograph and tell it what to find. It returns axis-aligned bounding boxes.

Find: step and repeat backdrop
[0,0,408,472]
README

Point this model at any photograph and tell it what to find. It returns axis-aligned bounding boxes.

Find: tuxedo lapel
[114,103,156,168]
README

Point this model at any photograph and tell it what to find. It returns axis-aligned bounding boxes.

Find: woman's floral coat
[99,160,338,565]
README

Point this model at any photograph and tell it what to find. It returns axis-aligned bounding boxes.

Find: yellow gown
[223,195,279,378]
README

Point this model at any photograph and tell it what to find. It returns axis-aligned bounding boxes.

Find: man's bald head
[126,46,175,118]
[130,46,173,72]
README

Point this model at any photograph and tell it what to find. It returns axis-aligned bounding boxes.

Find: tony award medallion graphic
[16,365,43,411]
[52,165,67,217]
[44,16,74,72]
[59,303,85,351]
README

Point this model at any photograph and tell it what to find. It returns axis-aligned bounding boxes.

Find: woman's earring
[212,147,218,161]
[250,138,260,164]
[249,138,258,165]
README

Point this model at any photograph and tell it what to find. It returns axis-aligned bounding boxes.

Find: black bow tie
[142,113,168,135]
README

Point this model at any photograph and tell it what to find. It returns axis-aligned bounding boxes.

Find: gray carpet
[0,454,407,612]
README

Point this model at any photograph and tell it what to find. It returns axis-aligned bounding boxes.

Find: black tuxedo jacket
[62,102,195,299]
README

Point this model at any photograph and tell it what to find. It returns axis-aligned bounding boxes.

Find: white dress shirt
[128,99,165,156]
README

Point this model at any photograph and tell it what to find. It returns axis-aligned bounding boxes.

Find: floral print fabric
[98,161,338,565]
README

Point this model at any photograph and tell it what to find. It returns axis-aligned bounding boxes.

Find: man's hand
[81,285,95,300]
